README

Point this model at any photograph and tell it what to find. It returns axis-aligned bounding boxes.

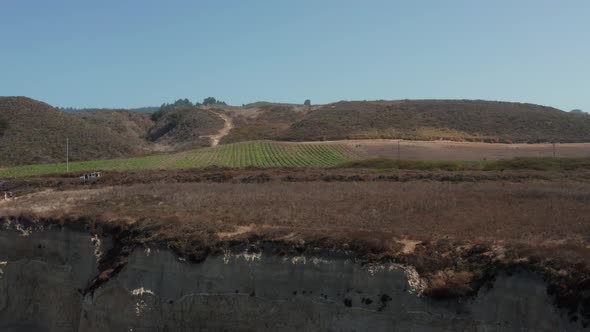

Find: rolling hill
[0,97,227,167]
[0,97,154,166]
[235,100,590,143]
[147,106,225,149]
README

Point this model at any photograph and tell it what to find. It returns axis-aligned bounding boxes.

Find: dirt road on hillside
[207,112,233,147]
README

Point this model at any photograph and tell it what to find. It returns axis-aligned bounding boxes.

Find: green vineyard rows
[0,141,362,177]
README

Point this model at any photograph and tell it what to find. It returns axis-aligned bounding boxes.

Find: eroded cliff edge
[0,218,584,332]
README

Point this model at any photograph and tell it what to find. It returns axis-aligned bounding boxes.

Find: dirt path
[206,112,233,147]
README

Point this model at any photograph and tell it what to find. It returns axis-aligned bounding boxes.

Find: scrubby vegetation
[484,157,590,171]
[145,98,227,148]
[282,100,590,143]
[339,158,482,171]
[339,157,590,171]
[151,98,195,121]
[146,107,225,147]
[222,105,305,143]
[0,97,152,167]
[203,97,227,106]
[150,97,227,122]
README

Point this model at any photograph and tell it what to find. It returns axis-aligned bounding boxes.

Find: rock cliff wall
[0,223,580,331]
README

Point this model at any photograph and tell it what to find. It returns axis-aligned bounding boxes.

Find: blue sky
[1,0,588,111]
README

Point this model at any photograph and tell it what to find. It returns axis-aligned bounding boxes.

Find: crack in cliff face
[83,229,137,296]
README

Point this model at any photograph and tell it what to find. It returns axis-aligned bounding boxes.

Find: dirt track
[206,112,233,147]
[307,139,590,161]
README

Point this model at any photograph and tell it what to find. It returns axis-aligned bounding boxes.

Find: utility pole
[66,138,69,173]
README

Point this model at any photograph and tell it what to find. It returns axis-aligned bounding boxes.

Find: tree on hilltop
[203,97,227,106]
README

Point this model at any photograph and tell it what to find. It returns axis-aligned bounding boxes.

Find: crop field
[2,139,590,178]
[0,141,361,177]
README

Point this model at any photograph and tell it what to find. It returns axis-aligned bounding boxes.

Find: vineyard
[0,141,362,177]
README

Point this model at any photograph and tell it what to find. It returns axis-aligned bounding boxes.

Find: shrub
[484,157,590,171]
[339,157,590,172]
[338,158,479,171]
[203,97,227,106]
[152,99,195,121]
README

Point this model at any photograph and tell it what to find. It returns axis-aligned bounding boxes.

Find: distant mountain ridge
[58,106,159,114]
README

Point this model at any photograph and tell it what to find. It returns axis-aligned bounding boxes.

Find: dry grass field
[328,139,590,161]
[4,182,589,247]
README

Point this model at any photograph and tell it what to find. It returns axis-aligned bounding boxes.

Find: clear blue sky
[1,0,588,111]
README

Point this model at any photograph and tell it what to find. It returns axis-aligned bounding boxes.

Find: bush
[203,97,227,106]
[147,113,185,141]
[338,157,590,172]
[484,157,590,171]
[338,158,478,171]
[152,99,196,121]
[304,99,311,106]
[150,108,167,122]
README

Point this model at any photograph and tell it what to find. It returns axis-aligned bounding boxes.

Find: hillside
[221,104,309,143]
[73,109,154,140]
[0,97,152,166]
[0,97,230,166]
[284,100,590,142]
[223,100,590,143]
[147,106,225,149]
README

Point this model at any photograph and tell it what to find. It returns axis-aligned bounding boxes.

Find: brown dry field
[4,167,590,196]
[309,139,590,161]
[3,181,589,255]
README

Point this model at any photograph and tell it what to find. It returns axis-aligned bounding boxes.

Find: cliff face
[0,222,580,332]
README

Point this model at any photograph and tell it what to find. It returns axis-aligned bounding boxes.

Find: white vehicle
[80,172,102,181]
